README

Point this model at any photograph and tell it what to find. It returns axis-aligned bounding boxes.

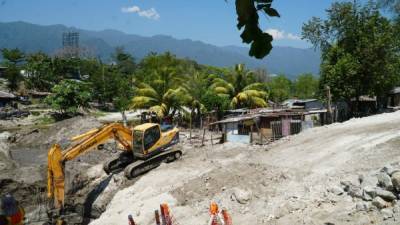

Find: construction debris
[342,163,400,217]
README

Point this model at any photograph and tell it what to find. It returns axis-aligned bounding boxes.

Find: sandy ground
[1,111,400,225]
[90,111,400,225]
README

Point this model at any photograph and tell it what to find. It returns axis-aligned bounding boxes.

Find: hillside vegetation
[0,21,320,77]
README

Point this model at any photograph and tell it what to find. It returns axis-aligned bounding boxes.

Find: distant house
[351,96,377,116]
[388,87,400,109]
[211,108,327,144]
[211,114,257,144]
[0,91,16,107]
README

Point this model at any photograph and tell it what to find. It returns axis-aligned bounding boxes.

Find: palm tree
[210,64,269,109]
[182,71,208,127]
[131,67,190,118]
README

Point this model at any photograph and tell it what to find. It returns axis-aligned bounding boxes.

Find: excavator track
[124,147,182,179]
[103,152,134,174]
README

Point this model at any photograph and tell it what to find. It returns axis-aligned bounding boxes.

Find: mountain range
[0,21,321,78]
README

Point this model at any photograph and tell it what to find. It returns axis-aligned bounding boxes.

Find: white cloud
[266,29,301,41]
[121,5,160,20]
[121,6,140,13]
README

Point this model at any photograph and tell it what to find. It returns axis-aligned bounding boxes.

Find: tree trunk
[121,111,127,126]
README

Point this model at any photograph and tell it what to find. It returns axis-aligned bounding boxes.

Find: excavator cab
[131,123,179,159]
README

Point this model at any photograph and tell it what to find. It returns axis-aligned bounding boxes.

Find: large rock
[362,186,376,201]
[391,171,400,191]
[372,197,390,209]
[328,186,344,195]
[381,165,399,176]
[348,185,363,198]
[232,188,252,204]
[360,175,378,188]
[381,208,394,220]
[377,173,393,191]
[363,186,377,199]
[376,188,396,201]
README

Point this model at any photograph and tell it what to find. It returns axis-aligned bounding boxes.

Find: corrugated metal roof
[210,114,257,125]
[0,91,15,99]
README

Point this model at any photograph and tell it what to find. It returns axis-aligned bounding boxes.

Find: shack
[210,114,258,144]
[0,91,16,107]
[211,107,326,144]
[351,96,377,116]
[388,87,400,109]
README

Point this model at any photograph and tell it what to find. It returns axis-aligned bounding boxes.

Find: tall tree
[268,74,292,103]
[45,79,91,115]
[302,1,400,111]
[1,48,25,91]
[211,64,269,109]
[131,66,189,118]
[25,52,56,92]
[293,73,319,99]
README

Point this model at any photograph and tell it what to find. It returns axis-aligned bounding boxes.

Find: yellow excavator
[47,122,181,223]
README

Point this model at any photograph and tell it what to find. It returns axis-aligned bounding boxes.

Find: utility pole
[326,85,333,124]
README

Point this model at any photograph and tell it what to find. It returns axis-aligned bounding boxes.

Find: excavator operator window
[133,130,143,152]
[144,125,161,151]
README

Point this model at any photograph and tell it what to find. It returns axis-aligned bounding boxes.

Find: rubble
[391,171,400,191]
[342,163,400,221]
[377,172,393,190]
[372,197,390,209]
[381,208,394,220]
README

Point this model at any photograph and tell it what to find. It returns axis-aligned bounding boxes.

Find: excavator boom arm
[47,123,133,208]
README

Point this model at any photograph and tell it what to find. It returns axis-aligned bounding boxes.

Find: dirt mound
[91,111,400,225]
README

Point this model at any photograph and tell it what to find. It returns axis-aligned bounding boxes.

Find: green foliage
[211,64,269,109]
[1,48,25,91]
[45,80,91,115]
[52,57,81,79]
[235,0,280,59]
[3,65,22,91]
[25,52,57,91]
[1,48,25,65]
[201,90,230,113]
[268,75,292,103]
[35,115,56,125]
[302,1,400,108]
[112,47,136,76]
[293,74,319,99]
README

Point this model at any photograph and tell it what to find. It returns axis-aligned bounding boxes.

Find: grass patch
[35,116,56,125]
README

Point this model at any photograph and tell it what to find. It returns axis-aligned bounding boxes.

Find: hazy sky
[0,0,356,48]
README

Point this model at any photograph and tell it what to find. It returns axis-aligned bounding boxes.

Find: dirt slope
[90,111,400,225]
